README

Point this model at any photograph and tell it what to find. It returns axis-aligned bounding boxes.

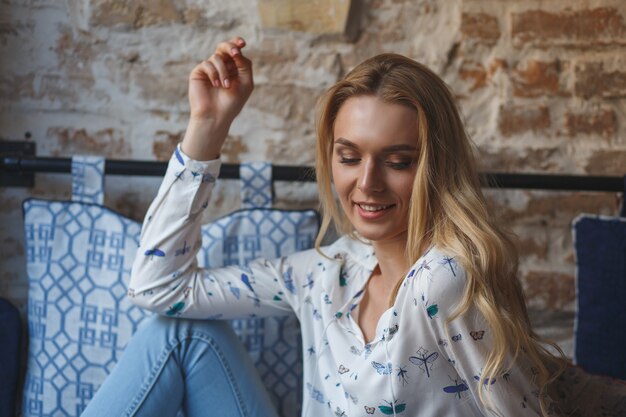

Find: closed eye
[339,157,360,165]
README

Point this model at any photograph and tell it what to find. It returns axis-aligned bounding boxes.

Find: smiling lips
[355,202,395,219]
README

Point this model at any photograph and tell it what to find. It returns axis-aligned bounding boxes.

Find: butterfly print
[338,364,349,374]
[372,361,393,375]
[470,330,485,340]
[364,405,375,414]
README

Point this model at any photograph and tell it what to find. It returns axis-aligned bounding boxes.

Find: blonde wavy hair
[314,53,566,415]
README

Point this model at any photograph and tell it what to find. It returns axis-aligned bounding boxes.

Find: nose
[357,159,384,193]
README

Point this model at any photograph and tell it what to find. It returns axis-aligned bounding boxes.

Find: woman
[82,37,565,417]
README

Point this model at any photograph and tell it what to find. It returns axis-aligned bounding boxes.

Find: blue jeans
[81,315,279,417]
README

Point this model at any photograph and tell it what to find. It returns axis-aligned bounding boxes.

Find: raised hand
[182,37,254,161]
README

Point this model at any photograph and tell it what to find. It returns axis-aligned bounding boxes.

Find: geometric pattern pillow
[22,156,316,417]
[22,198,147,417]
[573,214,626,381]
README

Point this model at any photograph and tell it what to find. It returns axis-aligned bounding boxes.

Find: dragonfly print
[144,248,165,259]
[440,256,457,277]
[175,240,191,256]
[443,378,469,399]
[282,266,296,294]
[409,348,439,377]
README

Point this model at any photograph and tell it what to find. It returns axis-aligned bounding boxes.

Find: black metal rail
[1,154,624,192]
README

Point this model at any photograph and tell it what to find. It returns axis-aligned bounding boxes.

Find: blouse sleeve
[127,146,306,320]
[421,257,544,416]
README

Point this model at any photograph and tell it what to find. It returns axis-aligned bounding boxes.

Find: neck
[371,234,411,289]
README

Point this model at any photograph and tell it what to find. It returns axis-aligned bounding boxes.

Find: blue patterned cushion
[573,214,626,381]
[22,157,316,417]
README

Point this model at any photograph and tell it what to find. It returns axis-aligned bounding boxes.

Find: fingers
[189,37,252,89]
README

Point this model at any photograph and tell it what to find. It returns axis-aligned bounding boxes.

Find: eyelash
[338,157,412,170]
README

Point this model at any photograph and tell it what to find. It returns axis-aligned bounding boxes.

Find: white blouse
[128,147,544,417]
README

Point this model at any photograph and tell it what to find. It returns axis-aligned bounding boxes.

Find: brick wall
[2,0,625,356]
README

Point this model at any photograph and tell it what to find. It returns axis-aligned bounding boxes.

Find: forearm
[128,146,220,312]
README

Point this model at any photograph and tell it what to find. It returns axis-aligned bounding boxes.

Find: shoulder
[405,247,468,315]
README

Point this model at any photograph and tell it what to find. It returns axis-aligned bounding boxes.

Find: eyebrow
[333,137,417,152]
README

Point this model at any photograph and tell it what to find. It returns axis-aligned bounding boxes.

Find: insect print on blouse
[339,267,348,287]
[226,282,241,300]
[349,345,362,356]
[174,240,191,256]
[409,347,439,378]
[416,259,432,277]
[363,343,373,359]
[174,170,185,181]
[323,293,332,304]
[364,405,375,414]
[382,324,399,342]
[439,256,457,277]
[474,374,497,386]
[438,338,449,347]
[420,293,439,319]
[396,365,409,385]
[338,364,349,374]
[201,173,216,183]
[304,296,322,320]
[443,377,469,399]
[371,361,393,375]
[451,333,462,342]
[282,266,296,294]
[166,301,185,317]
[378,399,407,415]
[521,395,528,408]
[144,248,165,259]
[403,267,417,287]
[470,330,485,340]
[306,382,325,403]
[334,406,346,417]
[303,272,315,290]
[344,391,359,404]
[241,273,255,293]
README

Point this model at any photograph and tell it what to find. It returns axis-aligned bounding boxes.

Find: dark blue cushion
[0,298,21,417]
[573,215,626,380]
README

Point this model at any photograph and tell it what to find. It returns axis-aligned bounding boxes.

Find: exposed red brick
[523,270,575,310]
[458,61,487,91]
[512,7,626,47]
[0,72,36,101]
[152,130,184,161]
[488,59,508,75]
[498,104,550,137]
[220,135,249,163]
[478,147,561,173]
[90,0,183,29]
[512,60,569,97]
[564,108,617,137]
[574,62,626,99]
[461,12,501,45]
[585,150,626,176]
[498,192,618,226]
[49,127,129,157]
[517,236,549,261]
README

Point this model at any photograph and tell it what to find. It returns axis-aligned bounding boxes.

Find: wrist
[181,118,231,161]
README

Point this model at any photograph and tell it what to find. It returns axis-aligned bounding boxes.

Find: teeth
[359,204,392,212]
